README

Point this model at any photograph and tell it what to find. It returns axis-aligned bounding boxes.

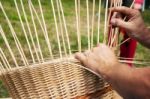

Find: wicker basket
[0,58,122,99]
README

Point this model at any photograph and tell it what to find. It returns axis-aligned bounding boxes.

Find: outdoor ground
[0,0,150,97]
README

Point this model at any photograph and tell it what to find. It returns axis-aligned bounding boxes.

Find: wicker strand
[38,0,54,59]
[0,26,19,67]
[86,0,90,50]
[56,0,67,57]
[58,0,72,55]
[91,0,95,48]
[51,0,63,58]
[97,0,102,44]
[30,1,50,61]
[103,0,109,44]
[20,0,39,64]
[0,48,11,69]
[0,2,28,66]
[75,0,81,52]
[29,0,43,63]
[14,0,35,63]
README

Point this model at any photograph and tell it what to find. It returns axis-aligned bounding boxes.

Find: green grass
[0,0,150,97]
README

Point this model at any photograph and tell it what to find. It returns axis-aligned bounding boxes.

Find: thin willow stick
[58,0,72,55]
[0,48,11,69]
[51,0,62,58]
[108,27,114,46]
[118,57,150,62]
[110,1,122,47]
[110,28,118,47]
[91,0,95,48]
[0,61,5,73]
[56,0,67,56]
[107,7,114,46]
[86,0,90,50]
[75,0,81,52]
[38,0,53,59]
[30,1,49,61]
[29,0,44,62]
[20,0,39,64]
[0,2,28,66]
[119,60,150,65]
[103,0,109,44]
[97,0,101,44]
[112,0,135,47]
[106,0,113,46]
[78,0,81,51]
[108,1,118,47]
[0,49,10,70]
[14,0,35,63]
[116,38,131,48]
[130,0,135,8]
[0,26,18,67]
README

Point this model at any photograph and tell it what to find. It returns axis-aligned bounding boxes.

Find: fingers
[110,6,137,17]
[110,18,130,29]
[75,52,86,64]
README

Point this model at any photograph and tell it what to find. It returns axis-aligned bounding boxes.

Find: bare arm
[75,44,150,99]
[75,7,150,99]
[105,63,150,99]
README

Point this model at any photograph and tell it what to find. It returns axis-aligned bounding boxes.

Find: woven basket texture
[0,59,121,99]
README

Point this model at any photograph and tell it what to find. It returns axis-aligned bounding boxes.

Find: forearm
[137,27,150,49]
[102,63,150,99]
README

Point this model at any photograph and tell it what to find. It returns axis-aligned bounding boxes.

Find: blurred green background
[0,0,150,97]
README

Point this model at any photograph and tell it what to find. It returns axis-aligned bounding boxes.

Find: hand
[110,7,146,40]
[75,44,118,76]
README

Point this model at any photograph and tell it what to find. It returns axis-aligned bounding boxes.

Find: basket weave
[0,58,121,99]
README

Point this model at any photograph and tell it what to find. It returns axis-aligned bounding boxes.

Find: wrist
[101,63,132,83]
[137,27,150,48]
[99,62,122,81]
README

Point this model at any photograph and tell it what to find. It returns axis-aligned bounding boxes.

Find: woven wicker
[0,58,122,99]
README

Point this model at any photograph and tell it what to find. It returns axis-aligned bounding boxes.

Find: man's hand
[75,44,118,77]
[110,7,150,48]
[110,7,145,39]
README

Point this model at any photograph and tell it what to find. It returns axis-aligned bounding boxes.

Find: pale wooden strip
[91,0,95,48]
[14,0,35,63]
[86,0,90,50]
[38,0,53,59]
[97,0,102,44]
[0,26,18,67]
[51,0,62,58]
[0,49,10,70]
[20,0,39,64]
[30,1,47,61]
[75,0,81,52]
[56,0,67,56]
[29,0,43,62]
[0,48,11,69]
[103,0,109,44]
[58,0,72,55]
[0,61,5,73]
[0,2,28,66]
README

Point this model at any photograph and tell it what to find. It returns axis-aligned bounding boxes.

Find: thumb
[110,18,130,29]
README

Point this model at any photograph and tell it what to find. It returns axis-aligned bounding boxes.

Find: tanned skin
[75,7,150,99]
